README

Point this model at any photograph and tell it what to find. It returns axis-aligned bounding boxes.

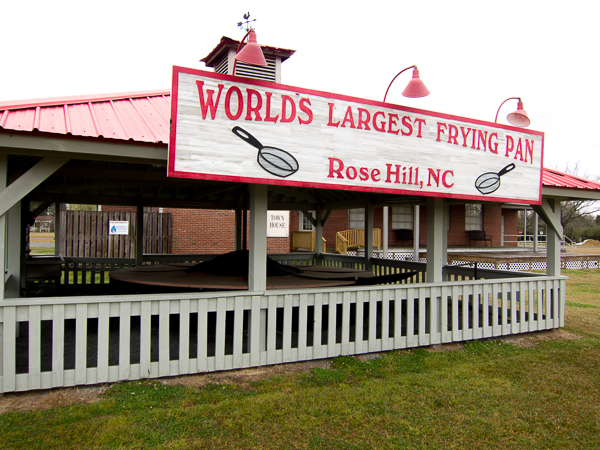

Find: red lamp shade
[506,100,531,127]
[402,68,430,98]
[235,30,267,67]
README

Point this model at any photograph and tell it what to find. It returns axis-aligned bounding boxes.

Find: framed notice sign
[169,66,544,204]
[109,221,129,235]
[267,211,289,238]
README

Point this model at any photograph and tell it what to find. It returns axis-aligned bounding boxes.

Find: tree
[64,204,98,211]
[558,163,600,239]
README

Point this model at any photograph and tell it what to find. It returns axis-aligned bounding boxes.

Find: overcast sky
[2,0,598,179]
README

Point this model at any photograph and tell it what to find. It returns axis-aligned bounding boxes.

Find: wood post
[413,205,421,262]
[426,198,447,283]
[248,184,268,292]
[315,205,323,265]
[135,204,144,266]
[365,200,374,271]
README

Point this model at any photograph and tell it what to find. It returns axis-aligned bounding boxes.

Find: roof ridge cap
[0,90,170,111]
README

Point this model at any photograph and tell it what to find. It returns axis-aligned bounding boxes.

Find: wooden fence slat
[75,304,87,385]
[158,301,170,376]
[215,298,226,371]
[52,304,65,388]
[139,301,152,378]
[197,300,208,372]
[27,307,41,391]
[97,303,110,382]
[233,297,244,368]
[179,299,190,374]
[119,302,131,381]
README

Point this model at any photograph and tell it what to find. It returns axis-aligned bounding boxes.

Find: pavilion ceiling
[16,156,423,211]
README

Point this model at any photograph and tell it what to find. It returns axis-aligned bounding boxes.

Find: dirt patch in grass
[579,239,600,247]
[0,385,106,414]
[499,328,581,347]
[0,329,579,415]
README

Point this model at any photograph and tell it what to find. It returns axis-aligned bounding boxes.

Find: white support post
[544,199,562,276]
[533,198,563,276]
[315,205,323,265]
[5,201,22,298]
[413,205,420,262]
[426,198,446,283]
[248,184,268,292]
[234,207,242,251]
[54,201,61,255]
[523,208,527,246]
[135,204,144,266]
[533,212,539,253]
[0,154,6,300]
[383,206,389,259]
[365,200,374,270]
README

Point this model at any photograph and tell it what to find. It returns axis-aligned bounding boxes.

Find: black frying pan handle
[232,126,263,150]
[497,163,516,177]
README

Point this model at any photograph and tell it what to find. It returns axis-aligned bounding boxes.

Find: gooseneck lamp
[495,97,531,127]
[382,65,429,261]
[232,28,267,75]
[383,65,430,102]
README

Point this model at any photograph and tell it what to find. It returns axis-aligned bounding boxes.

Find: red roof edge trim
[0,90,170,111]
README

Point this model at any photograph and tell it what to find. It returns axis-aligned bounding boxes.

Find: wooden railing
[336,228,382,254]
[291,231,326,252]
[0,271,566,393]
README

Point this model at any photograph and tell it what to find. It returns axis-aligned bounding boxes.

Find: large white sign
[169,67,544,204]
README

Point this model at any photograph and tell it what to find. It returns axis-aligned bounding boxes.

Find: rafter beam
[532,198,563,238]
[0,157,68,216]
[267,186,318,203]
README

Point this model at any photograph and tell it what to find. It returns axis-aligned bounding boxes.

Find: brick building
[97,202,517,255]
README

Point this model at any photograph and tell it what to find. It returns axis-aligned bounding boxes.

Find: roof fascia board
[0,133,167,164]
[542,186,600,201]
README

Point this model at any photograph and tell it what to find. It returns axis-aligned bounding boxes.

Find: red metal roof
[542,168,600,192]
[2,90,600,195]
[0,90,170,144]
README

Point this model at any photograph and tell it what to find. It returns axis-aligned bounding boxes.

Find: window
[299,211,314,231]
[465,204,483,231]
[391,206,414,230]
[349,208,365,229]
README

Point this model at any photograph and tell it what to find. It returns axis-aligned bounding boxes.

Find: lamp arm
[232,29,253,76]
[383,65,416,103]
[494,97,521,123]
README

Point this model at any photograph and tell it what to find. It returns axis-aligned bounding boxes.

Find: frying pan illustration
[232,126,299,178]
[475,163,516,195]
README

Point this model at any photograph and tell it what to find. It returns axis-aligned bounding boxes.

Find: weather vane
[237,12,257,32]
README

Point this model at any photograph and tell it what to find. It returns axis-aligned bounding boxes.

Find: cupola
[200,36,295,84]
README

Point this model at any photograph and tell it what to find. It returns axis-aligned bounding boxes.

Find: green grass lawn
[2,271,600,449]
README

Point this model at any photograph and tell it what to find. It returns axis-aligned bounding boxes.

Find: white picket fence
[0,274,565,393]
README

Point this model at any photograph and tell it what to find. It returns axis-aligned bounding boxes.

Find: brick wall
[99,203,511,253]
[167,208,290,255]
[290,210,349,252]
[502,209,519,247]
